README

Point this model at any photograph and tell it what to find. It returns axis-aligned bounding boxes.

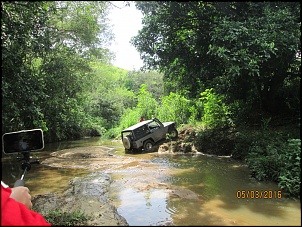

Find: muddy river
[1,137,301,226]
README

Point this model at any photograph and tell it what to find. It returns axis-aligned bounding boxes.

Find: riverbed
[1,137,301,226]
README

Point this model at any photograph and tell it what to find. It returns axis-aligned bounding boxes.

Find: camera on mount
[2,129,44,187]
[2,129,44,154]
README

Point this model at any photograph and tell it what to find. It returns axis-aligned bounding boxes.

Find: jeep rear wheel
[143,140,154,152]
[168,128,178,140]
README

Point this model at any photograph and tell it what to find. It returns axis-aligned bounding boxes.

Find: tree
[122,70,164,101]
[132,1,300,119]
[2,1,54,132]
[1,1,115,141]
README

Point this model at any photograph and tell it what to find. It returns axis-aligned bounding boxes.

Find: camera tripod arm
[13,152,38,187]
[13,165,28,187]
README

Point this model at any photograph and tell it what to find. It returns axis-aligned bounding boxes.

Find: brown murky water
[1,137,301,226]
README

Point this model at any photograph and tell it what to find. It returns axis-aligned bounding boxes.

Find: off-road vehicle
[121,118,178,152]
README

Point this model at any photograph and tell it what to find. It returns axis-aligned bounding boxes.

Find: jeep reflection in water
[121,118,178,152]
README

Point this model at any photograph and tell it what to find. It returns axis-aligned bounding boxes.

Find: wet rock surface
[33,171,128,226]
[32,146,136,226]
[32,145,200,226]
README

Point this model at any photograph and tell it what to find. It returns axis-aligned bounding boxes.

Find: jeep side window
[143,125,150,133]
[148,121,160,130]
[133,125,149,139]
[133,129,140,138]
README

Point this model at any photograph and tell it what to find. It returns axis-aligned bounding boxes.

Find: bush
[199,88,233,129]
[246,132,301,198]
[278,139,301,198]
[43,209,91,226]
[194,127,236,156]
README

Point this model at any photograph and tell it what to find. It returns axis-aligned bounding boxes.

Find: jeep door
[147,120,165,142]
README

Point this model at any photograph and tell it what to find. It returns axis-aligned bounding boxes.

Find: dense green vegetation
[1,1,300,198]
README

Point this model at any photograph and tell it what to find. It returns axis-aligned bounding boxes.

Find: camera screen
[2,129,44,154]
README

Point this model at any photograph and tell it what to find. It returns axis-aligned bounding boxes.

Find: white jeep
[121,118,178,152]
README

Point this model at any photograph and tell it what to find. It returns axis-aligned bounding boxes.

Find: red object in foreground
[1,185,51,226]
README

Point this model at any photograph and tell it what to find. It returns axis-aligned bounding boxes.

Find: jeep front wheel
[168,128,178,140]
[143,140,154,152]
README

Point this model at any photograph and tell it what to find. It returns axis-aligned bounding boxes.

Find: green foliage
[261,117,272,132]
[246,132,301,198]
[113,86,236,140]
[87,62,136,129]
[122,70,164,101]
[194,127,236,156]
[1,1,115,141]
[115,87,196,138]
[156,92,191,124]
[200,88,232,129]
[278,139,301,198]
[116,108,143,134]
[103,126,121,139]
[1,2,300,200]
[43,209,91,226]
[231,130,254,160]
[116,86,201,138]
[51,1,114,60]
[246,140,283,181]
[187,98,204,124]
[39,46,93,141]
[137,84,158,119]
[187,105,199,125]
[2,1,54,132]
[133,1,300,118]
[207,2,301,115]
[113,84,160,137]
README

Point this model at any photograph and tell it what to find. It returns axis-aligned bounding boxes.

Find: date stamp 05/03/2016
[236,190,282,199]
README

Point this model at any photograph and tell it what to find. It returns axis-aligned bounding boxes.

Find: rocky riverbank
[33,171,128,226]
[32,145,201,226]
[32,146,135,225]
